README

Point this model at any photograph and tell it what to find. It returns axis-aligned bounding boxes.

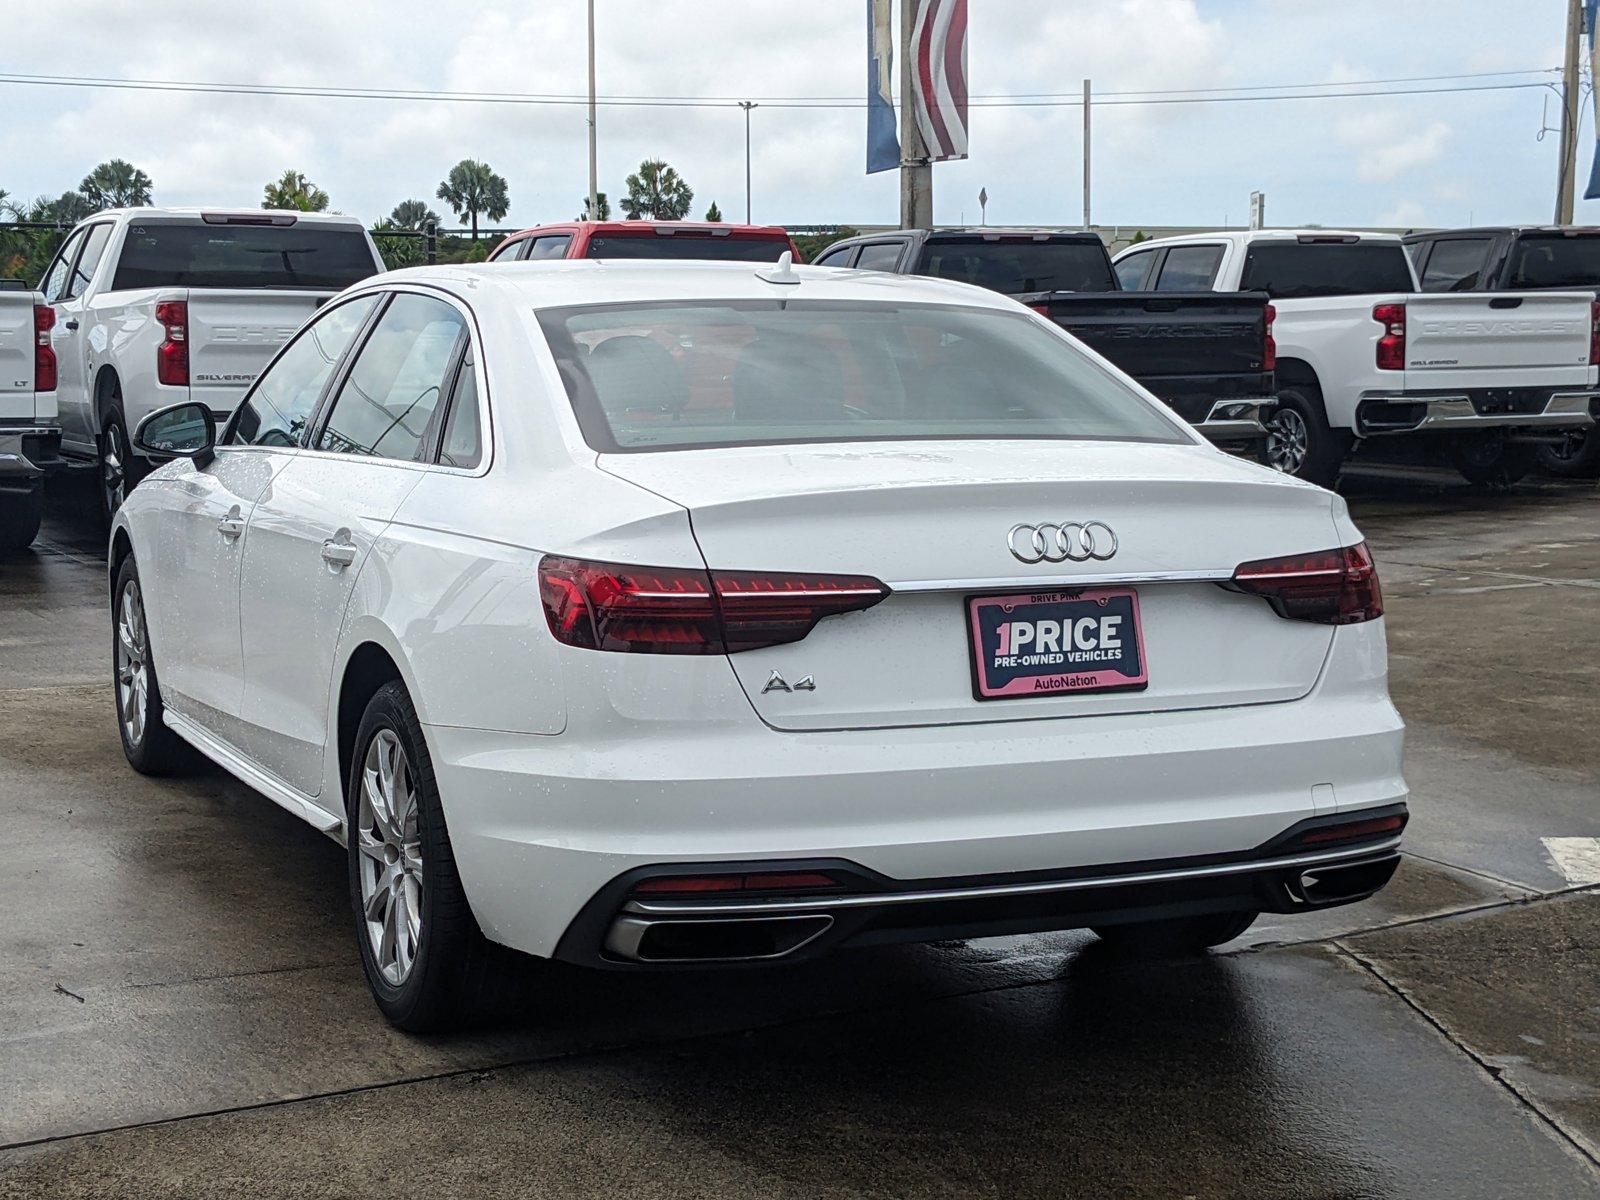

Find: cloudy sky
[3,0,1595,232]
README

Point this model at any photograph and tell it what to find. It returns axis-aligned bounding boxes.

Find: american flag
[910,0,969,162]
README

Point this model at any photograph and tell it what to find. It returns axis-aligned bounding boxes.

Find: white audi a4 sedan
[110,258,1407,1030]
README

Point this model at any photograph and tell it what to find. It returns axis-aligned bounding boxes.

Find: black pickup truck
[812,229,1276,447]
[1402,225,1600,478]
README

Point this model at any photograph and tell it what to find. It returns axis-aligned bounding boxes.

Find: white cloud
[1338,115,1452,183]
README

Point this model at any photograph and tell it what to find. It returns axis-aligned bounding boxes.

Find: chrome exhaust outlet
[604,914,834,964]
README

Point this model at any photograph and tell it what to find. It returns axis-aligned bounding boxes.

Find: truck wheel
[0,485,44,556]
[1263,385,1347,487]
[1534,430,1600,479]
[1449,434,1535,487]
[98,411,143,525]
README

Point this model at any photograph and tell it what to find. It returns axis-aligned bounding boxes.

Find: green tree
[436,160,509,241]
[263,170,330,212]
[390,199,441,230]
[370,218,426,269]
[577,192,611,221]
[79,159,153,210]
[620,159,693,221]
[704,200,723,222]
[29,192,96,225]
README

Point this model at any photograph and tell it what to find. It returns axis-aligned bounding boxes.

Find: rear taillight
[1228,542,1383,625]
[1028,301,1051,317]
[1373,302,1405,371]
[1589,300,1600,366]
[538,556,890,655]
[1263,302,1277,372]
[155,299,188,387]
[33,305,56,392]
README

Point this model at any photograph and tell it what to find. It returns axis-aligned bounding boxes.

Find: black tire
[1263,384,1349,487]
[99,407,138,526]
[1535,430,1600,479]
[1091,911,1258,956]
[346,681,514,1032]
[1448,434,1535,487]
[0,485,44,556]
[112,554,195,775]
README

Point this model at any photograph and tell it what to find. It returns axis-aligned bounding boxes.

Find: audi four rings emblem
[1007,521,1119,564]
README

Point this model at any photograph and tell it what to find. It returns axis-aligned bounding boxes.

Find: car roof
[87,207,367,227]
[374,259,1020,312]
[1116,229,1401,254]
[1401,225,1600,242]
[502,221,793,239]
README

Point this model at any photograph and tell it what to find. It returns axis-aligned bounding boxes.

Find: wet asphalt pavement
[1,462,1598,1198]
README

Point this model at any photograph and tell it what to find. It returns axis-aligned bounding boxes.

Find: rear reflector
[155,299,188,387]
[1228,542,1383,625]
[632,871,842,896]
[538,556,889,655]
[33,305,56,392]
[1291,811,1407,848]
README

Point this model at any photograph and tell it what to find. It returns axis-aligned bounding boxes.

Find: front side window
[1238,242,1414,299]
[540,300,1186,453]
[1420,239,1493,291]
[228,295,378,447]
[40,229,87,305]
[1154,245,1223,292]
[316,293,465,461]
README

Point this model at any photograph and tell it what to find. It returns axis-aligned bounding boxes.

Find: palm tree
[29,192,96,225]
[262,170,330,212]
[79,160,154,210]
[577,192,611,221]
[620,159,694,221]
[390,199,441,230]
[435,160,509,241]
[704,201,723,222]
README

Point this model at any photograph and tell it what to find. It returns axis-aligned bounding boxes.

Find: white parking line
[1541,837,1600,886]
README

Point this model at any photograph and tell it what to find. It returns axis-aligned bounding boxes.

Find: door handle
[321,538,358,568]
[217,516,245,540]
[63,319,80,331]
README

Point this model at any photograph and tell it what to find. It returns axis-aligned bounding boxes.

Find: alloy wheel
[1264,408,1309,475]
[356,729,425,986]
[103,423,127,515]
[115,578,149,747]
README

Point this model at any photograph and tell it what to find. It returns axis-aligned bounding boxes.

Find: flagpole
[587,0,599,222]
[1557,0,1582,224]
[899,0,933,230]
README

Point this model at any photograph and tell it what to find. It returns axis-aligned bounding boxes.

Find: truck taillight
[1373,302,1405,371]
[538,556,890,655]
[1227,542,1383,626]
[33,305,56,392]
[155,300,188,387]
[1263,302,1277,372]
[1028,302,1051,317]
[1590,300,1600,366]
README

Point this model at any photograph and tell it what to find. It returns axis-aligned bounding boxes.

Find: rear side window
[1153,245,1223,292]
[67,224,114,299]
[1506,235,1600,289]
[488,239,525,262]
[854,242,907,272]
[539,300,1185,452]
[1238,242,1414,299]
[111,223,379,291]
[1419,238,1493,291]
[40,228,86,305]
[584,234,790,262]
[229,296,379,447]
[317,293,466,461]
[1113,249,1156,290]
[813,245,857,267]
[919,238,1116,294]
[526,235,573,260]
[438,346,482,469]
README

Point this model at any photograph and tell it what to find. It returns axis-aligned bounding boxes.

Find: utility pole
[899,0,933,229]
[739,101,756,223]
[1557,0,1583,225]
[1082,79,1093,230]
[586,0,598,222]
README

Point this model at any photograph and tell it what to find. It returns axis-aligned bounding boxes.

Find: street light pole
[739,100,757,223]
[1557,0,1584,224]
[586,0,598,221]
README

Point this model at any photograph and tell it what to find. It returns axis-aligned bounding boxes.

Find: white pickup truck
[1113,230,1600,485]
[36,208,384,518]
[0,282,64,553]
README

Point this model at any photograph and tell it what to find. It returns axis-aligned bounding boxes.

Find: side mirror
[134,402,216,467]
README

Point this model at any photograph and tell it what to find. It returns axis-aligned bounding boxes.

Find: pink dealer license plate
[966,587,1148,700]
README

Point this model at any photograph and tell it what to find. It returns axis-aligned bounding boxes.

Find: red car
[488,221,801,264]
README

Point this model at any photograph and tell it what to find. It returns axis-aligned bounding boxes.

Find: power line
[0,70,1560,111]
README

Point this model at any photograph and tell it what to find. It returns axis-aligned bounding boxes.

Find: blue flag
[1587,0,1600,199]
[867,0,900,174]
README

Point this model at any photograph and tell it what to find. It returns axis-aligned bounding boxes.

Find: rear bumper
[561,810,1406,968]
[0,422,64,494]
[1192,398,1277,442]
[1355,388,1600,437]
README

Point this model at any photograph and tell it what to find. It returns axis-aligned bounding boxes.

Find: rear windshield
[585,234,791,262]
[1238,242,1413,299]
[539,300,1186,452]
[1506,235,1600,289]
[111,223,379,291]
[919,237,1116,294]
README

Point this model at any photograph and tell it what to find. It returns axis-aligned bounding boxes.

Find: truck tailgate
[185,289,335,413]
[0,295,36,422]
[1405,292,1593,389]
